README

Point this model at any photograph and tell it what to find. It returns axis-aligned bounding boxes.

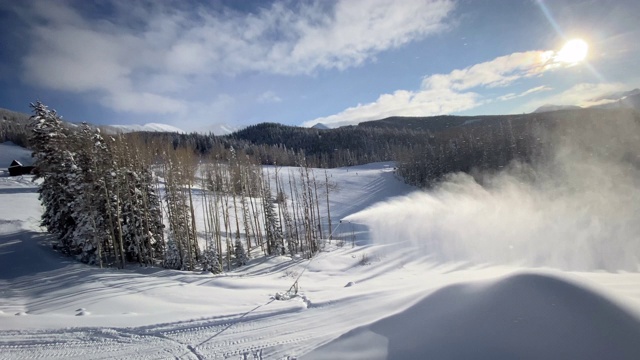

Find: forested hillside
[3,104,639,189]
[226,108,640,187]
[0,107,31,146]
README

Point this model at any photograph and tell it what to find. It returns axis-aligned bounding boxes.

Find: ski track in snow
[0,290,397,359]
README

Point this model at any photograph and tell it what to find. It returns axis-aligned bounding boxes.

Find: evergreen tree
[29,101,77,254]
[164,236,182,270]
[202,241,222,274]
[233,238,248,267]
[262,179,284,256]
[30,103,165,268]
[68,123,110,265]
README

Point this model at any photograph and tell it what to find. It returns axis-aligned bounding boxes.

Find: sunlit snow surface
[1,155,640,359]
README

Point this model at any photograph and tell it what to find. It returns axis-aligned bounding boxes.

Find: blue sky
[1,0,639,132]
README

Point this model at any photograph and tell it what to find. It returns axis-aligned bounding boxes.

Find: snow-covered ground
[1,146,640,359]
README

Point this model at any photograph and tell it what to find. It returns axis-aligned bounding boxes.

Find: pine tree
[202,240,222,274]
[29,101,77,254]
[68,123,110,265]
[262,178,284,256]
[233,238,248,267]
[164,236,182,270]
[163,147,198,270]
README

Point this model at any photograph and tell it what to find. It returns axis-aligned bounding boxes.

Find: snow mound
[304,272,640,360]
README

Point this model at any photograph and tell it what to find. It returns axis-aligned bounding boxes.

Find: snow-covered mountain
[592,88,640,103]
[311,122,330,130]
[592,89,640,111]
[107,121,243,135]
[1,107,240,135]
[533,104,582,113]
[105,123,185,134]
[205,122,240,135]
[534,88,640,113]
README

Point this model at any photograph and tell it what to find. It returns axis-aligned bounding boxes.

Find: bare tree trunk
[324,169,333,240]
[289,170,301,250]
[312,169,323,240]
[115,183,127,268]
[187,181,199,262]
[240,172,253,254]
[274,167,285,255]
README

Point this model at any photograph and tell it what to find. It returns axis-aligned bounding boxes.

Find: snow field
[1,151,640,359]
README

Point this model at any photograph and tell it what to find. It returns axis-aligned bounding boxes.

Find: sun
[556,39,589,64]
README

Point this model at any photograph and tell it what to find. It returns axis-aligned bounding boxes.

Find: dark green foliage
[29,102,166,268]
[132,108,640,187]
[202,244,222,274]
[29,102,77,251]
[233,239,248,267]
[262,182,284,256]
[0,107,32,147]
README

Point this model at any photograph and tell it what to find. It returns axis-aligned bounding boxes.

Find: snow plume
[347,111,640,271]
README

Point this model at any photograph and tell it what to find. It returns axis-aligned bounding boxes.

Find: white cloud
[285,0,455,73]
[257,91,283,104]
[305,50,571,128]
[175,94,238,133]
[101,91,186,114]
[14,0,455,117]
[423,51,557,91]
[303,88,480,128]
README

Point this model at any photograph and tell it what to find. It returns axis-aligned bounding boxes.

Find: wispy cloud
[423,51,555,91]
[257,91,283,104]
[11,0,455,121]
[305,50,581,127]
[497,85,552,101]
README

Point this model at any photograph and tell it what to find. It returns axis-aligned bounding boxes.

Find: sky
[0,0,639,133]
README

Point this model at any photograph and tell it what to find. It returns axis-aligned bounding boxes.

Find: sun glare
[556,38,589,64]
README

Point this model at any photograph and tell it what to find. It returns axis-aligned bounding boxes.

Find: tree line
[28,102,334,271]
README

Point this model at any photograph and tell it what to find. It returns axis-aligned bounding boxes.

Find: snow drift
[304,272,640,360]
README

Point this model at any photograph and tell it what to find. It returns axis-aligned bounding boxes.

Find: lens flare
[556,39,589,64]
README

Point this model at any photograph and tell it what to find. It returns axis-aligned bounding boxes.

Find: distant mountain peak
[533,104,582,113]
[535,88,640,114]
[105,123,185,134]
[592,88,640,102]
[311,123,330,130]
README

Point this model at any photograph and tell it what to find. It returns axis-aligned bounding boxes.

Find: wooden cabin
[8,160,35,176]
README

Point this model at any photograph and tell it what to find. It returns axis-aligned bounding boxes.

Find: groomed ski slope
[1,144,640,359]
